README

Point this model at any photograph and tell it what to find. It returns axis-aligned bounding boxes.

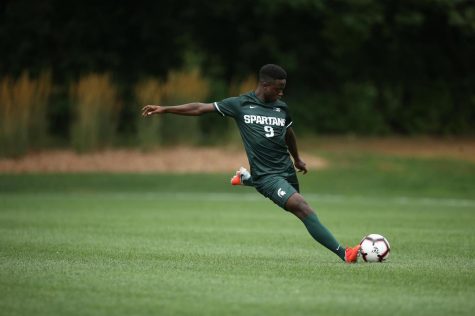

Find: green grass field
[1,153,475,315]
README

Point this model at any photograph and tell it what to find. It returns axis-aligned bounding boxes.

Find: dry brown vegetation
[0,147,325,173]
[304,136,475,162]
[0,137,473,173]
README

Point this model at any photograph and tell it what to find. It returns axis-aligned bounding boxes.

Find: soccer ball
[359,234,390,262]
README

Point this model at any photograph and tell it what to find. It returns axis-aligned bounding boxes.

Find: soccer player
[141,64,360,263]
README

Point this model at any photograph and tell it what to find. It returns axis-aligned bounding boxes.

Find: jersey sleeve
[214,96,242,118]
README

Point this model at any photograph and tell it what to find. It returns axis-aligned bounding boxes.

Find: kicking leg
[285,193,360,262]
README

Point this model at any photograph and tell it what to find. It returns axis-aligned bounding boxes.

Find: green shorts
[254,174,300,210]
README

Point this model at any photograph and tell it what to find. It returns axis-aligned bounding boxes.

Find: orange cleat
[231,173,241,185]
[230,167,250,185]
[345,244,361,263]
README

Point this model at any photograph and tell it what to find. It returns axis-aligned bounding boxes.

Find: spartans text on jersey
[243,115,286,126]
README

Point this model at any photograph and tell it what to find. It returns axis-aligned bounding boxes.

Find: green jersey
[214,91,294,182]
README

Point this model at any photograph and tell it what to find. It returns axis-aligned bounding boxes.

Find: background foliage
[0,0,474,154]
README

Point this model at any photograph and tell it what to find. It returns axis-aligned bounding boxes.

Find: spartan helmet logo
[277,188,286,198]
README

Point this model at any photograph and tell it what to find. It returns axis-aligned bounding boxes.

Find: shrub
[0,71,51,157]
[70,74,121,152]
[159,68,209,145]
[134,78,163,151]
[229,75,257,96]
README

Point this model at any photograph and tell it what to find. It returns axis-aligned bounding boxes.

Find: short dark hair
[259,64,287,82]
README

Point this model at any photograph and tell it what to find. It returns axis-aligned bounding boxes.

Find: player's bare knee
[297,200,313,216]
[285,194,313,219]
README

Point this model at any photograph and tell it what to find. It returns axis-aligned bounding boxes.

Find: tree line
[0,0,474,150]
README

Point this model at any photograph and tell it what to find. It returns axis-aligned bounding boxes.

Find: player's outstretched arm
[142,103,215,117]
[285,127,307,174]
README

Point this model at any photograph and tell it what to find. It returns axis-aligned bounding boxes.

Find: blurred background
[1,0,474,157]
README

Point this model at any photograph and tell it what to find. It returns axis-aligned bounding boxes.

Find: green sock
[301,212,346,261]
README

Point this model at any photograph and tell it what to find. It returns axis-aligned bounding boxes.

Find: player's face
[264,79,286,102]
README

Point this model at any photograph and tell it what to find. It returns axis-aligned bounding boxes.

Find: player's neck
[254,87,267,103]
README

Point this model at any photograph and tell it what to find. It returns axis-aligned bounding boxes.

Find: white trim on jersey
[214,102,225,116]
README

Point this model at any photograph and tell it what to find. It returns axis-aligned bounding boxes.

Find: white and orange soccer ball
[359,234,391,262]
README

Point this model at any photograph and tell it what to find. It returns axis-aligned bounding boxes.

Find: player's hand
[295,159,308,174]
[141,105,163,117]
